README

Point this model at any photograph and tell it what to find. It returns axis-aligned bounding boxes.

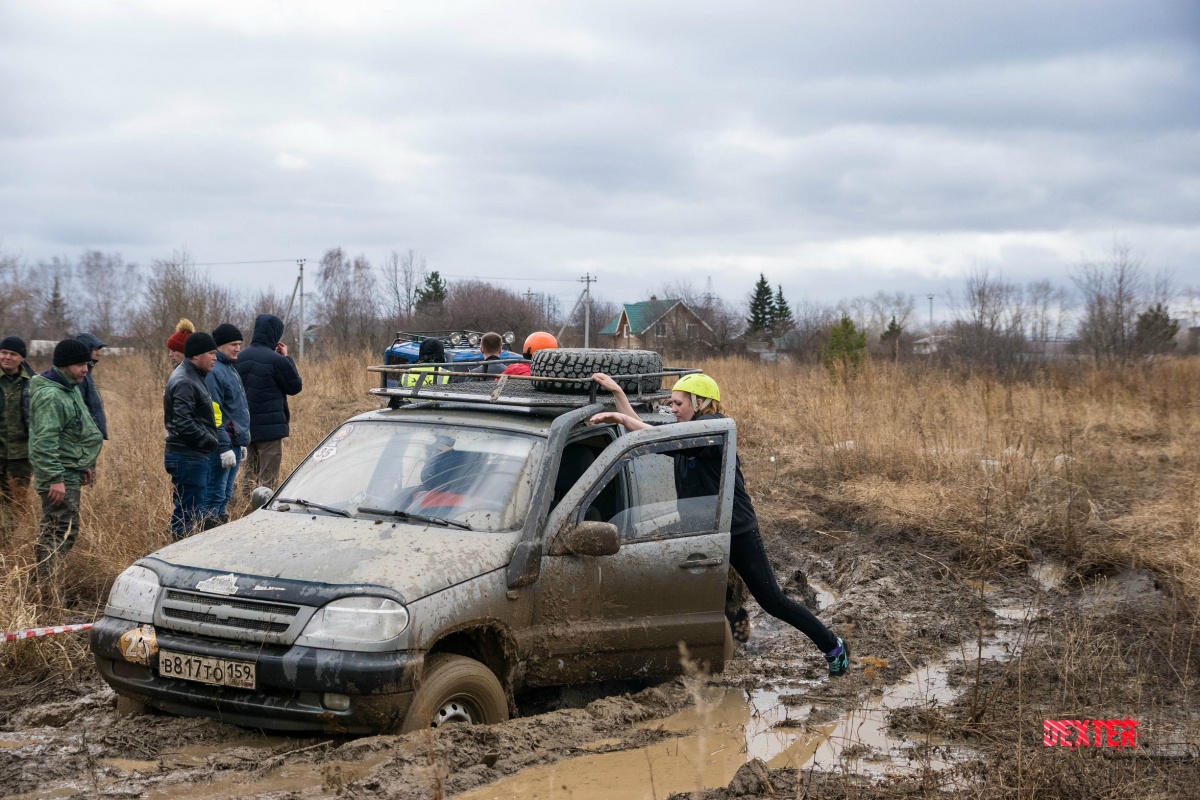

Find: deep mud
[3,506,1197,799]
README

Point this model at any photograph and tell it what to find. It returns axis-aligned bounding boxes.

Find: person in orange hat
[503,331,557,377]
[166,319,194,368]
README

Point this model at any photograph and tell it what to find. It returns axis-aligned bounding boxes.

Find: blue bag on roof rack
[382,331,521,388]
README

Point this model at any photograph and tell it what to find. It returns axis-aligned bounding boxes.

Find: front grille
[156,588,313,645]
[161,607,291,634]
[165,590,300,617]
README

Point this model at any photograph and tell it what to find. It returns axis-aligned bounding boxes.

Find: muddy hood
[148,511,519,602]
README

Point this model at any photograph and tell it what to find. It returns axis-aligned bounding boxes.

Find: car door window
[580,435,725,541]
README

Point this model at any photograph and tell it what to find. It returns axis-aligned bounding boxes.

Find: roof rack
[366,363,697,409]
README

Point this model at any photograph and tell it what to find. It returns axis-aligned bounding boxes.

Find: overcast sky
[1,1,1197,318]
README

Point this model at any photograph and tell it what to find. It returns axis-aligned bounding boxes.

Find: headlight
[298,596,409,649]
[106,565,161,623]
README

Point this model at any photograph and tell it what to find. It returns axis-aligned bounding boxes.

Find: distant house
[913,335,954,356]
[599,297,713,351]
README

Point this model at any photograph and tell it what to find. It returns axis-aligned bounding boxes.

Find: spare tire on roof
[531,348,662,394]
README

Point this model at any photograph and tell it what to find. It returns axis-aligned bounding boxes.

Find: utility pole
[298,259,306,359]
[579,273,596,347]
[927,294,934,332]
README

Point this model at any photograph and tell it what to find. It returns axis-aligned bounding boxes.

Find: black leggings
[729,527,839,654]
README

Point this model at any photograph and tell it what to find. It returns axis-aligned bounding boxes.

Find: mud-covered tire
[530,348,662,394]
[401,653,509,732]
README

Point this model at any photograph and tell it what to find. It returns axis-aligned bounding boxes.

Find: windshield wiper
[274,497,353,518]
[356,506,473,530]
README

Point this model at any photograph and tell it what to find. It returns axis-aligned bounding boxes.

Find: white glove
[220,450,237,469]
[240,446,247,461]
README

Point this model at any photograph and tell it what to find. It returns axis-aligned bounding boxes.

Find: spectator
[28,339,103,584]
[75,332,108,440]
[166,318,193,368]
[236,314,302,490]
[467,332,508,379]
[0,336,35,505]
[203,323,250,526]
[503,331,558,377]
[164,331,220,539]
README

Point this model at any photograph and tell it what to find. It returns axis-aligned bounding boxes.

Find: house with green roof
[599,297,713,354]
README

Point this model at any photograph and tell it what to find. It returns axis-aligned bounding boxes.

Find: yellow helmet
[673,373,720,402]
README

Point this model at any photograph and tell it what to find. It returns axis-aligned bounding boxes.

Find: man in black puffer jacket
[164,331,220,539]
[236,314,302,491]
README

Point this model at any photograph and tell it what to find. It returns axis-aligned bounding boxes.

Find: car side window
[580,435,725,541]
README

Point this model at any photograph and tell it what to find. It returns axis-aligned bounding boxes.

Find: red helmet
[522,331,558,357]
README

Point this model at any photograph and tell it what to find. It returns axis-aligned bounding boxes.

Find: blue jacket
[206,350,251,451]
[235,315,302,442]
[75,333,108,440]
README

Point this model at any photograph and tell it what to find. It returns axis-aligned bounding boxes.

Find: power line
[439,273,579,283]
[192,259,307,267]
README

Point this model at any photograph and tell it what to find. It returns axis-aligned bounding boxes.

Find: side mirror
[563,522,620,557]
[250,486,274,511]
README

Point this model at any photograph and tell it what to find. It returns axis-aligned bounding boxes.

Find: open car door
[525,417,737,686]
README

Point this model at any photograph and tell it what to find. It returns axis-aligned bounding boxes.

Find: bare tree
[439,280,542,336]
[1072,242,1146,361]
[315,248,380,354]
[380,249,427,328]
[946,266,1028,370]
[75,250,141,341]
[0,250,42,337]
[128,249,241,356]
[1026,279,1072,343]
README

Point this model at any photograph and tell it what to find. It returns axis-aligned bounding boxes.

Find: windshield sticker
[333,425,353,441]
[312,445,337,461]
[118,625,158,665]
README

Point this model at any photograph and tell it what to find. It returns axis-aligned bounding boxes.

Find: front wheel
[401,653,509,732]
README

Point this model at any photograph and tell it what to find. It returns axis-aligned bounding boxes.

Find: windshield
[276,421,543,532]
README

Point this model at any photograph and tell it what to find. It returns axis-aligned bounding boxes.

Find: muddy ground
[2,501,1197,799]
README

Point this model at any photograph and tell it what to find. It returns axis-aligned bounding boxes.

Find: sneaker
[825,637,850,677]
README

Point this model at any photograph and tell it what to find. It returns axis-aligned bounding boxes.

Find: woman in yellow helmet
[589,371,850,677]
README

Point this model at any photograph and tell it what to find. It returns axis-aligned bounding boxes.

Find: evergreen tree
[773,285,793,331]
[415,270,449,309]
[1134,303,1179,355]
[821,314,867,375]
[746,274,774,333]
[880,316,903,361]
[41,275,73,338]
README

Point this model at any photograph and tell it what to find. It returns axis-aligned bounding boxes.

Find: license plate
[158,649,256,690]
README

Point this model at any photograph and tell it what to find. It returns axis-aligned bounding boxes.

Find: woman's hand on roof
[591,373,622,393]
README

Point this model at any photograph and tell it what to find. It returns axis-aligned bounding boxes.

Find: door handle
[678,556,724,569]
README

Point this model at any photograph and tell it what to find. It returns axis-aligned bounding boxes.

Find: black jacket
[235,314,302,442]
[164,360,219,457]
[76,334,108,440]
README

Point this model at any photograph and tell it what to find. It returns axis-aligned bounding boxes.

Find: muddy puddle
[459,625,1022,800]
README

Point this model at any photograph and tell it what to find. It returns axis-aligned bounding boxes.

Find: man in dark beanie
[0,335,36,507]
[75,333,108,440]
[203,322,250,526]
[164,331,220,539]
[236,314,302,491]
[28,338,103,589]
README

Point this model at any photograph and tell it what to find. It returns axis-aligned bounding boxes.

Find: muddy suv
[90,351,738,734]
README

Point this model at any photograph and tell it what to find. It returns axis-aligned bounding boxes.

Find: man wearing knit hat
[164,331,220,539]
[203,322,250,525]
[28,338,103,584]
[0,336,36,506]
[75,332,108,440]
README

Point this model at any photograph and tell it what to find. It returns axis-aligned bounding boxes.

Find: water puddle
[1030,562,1066,592]
[461,621,1024,800]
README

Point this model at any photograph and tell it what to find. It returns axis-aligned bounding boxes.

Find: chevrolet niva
[91,349,741,733]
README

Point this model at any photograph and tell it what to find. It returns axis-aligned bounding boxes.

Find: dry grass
[2,352,1198,687]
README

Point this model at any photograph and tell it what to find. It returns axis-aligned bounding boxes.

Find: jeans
[165,452,212,540]
[204,448,241,521]
[729,527,840,654]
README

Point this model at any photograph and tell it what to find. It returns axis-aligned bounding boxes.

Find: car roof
[348,404,564,436]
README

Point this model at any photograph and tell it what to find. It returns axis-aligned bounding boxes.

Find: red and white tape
[2,623,93,643]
